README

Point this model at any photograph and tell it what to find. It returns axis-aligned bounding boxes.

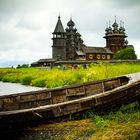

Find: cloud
[111,0,140,8]
[0,0,140,67]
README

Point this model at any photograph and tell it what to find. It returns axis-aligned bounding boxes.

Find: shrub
[21,75,32,85]
[31,78,46,87]
[16,64,29,69]
[113,48,137,60]
[2,74,20,83]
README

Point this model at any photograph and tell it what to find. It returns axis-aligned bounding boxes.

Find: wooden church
[52,16,131,61]
[31,16,134,67]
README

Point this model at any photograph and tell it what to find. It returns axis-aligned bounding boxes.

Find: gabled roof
[82,46,114,54]
[53,16,64,33]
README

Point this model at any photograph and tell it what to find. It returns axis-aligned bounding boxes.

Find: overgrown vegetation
[88,102,140,140]
[19,102,140,140]
[0,62,140,88]
[1,62,140,139]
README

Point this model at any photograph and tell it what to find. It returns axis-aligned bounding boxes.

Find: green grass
[1,62,140,88]
[88,102,140,140]
[1,62,140,139]
[20,102,140,140]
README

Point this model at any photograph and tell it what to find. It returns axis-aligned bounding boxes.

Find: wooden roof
[53,16,64,33]
[82,46,114,54]
[38,58,58,63]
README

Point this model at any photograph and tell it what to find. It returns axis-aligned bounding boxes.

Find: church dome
[124,39,128,45]
[67,19,75,27]
[108,26,113,34]
[76,32,81,37]
[119,26,125,34]
[119,21,126,35]
[112,20,119,33]
[105,27,109,32]
[112,20,118,28]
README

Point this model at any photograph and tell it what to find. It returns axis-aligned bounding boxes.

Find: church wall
[86,53,112,60]
[106,36,126,53]
[52,46,66,60]
[53,38,66,46]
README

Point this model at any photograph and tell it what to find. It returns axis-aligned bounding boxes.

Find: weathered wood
[0,76,128,111]
[0,72,140,132]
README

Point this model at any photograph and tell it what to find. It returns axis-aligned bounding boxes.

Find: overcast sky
[0,0,140,67]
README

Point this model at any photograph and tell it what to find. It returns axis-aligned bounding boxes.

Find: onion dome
[65,27,69,32]
[80,39,83,43]
[73,28,77,32]
[105,27,109,32]
[67,18,75,27]
[76,32,81,37]
[108,26,113,34]
[119,26,123,32]
[124,39,128,45]
[121,23,126,35]
[105,22,109,34]
[112,20,118,28]
[112,19,119,33]
[105,27,109,35]
[119,21,125,34]
[105,21,113,34]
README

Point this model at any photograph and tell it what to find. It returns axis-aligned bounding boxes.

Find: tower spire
[120,20,122,27]
[53,14,64,33]
[106,21,108,28]
[109,20,111,27]
[58,13,60,19]
[70,14,72,20]
[114,16,117,22]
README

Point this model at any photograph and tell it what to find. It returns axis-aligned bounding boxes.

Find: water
[0,81,46,96]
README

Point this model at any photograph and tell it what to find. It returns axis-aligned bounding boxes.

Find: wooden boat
[0,72,140,132]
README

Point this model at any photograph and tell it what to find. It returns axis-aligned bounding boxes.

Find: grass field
[0,62,140,139]
[0,62,140,88]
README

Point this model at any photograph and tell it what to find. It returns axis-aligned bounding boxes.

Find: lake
[0,81,46,96]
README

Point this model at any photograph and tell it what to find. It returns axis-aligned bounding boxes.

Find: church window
[57,34,61,38]
[89,54,93,59]
[53,34,56,38]
[107,55,110,60]
[97,54,101,59]
[102,55,106,59]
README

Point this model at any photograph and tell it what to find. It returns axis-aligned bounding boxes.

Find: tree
[16,64,29,69]
[113,48,137,60]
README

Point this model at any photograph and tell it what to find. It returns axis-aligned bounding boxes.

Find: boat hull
[0,73,140,132]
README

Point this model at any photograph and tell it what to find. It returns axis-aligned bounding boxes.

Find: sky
[0,0,140,67]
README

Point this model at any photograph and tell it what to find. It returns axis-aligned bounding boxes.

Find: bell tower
[52,16,66,60]
[104,19,128,53]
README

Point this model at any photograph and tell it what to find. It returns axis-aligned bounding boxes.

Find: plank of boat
[0,72,140,126]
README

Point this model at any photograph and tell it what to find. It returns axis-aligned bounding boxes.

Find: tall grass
[1,64,139,139]
[88,102,140,140]
[0,62,140,88]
